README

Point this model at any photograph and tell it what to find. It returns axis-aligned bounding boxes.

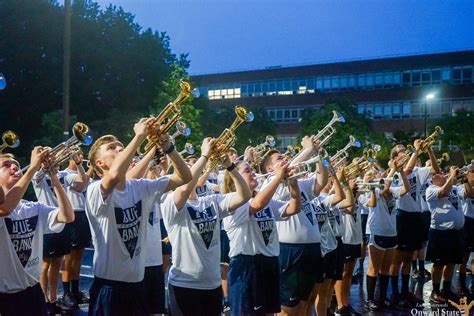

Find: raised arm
[464,172,474,198]
[338,176,355,212]
[427,146,441,174]
[381,160,398,197]
[126,146,157,180]
[50,173,75,223]
[331,168,346,206]
[314,160,328,197]
[224,155,252,211]
[289,135,319,166]
[161,135,192,192]
[437,167,458,198]
[403,139,422,175]
[367,190,377,208]
[70,152,90,193]
[282,176,302,217]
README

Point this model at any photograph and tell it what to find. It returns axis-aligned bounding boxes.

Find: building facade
[192,50,474,149]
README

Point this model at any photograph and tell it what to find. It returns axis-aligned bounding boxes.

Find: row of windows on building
[202,65,473,100]
[264,98,474,124]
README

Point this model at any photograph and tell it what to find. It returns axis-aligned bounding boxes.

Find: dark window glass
[462,67,472,83]
[412,71,421,86]
[276,81,283,91]
[442,68,451,81]
[276,110,282,119]
[284,110,291,119]
[358,74,366,88]
[284,80,291,90]
[422,71,431,85]
[393,72,401,85]
[291,81,299,91]
[241,85,248,93]
[248,84,254,93]
[432,69,441,82]
[357,105,364,114]
[254,83,261,93]
[375,73,383,87]
[307,79,315,89]
[261,82,268,92]
[292,110,298,118]
[269,82,276,92]
[348,75,356,88]
[366,74,374,87]
[453,68,462,83]
[402,71,411,86]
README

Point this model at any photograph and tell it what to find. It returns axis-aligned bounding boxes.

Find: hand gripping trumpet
[419,126,443,153]
[313,110,345,147]
[137,79,194,156]
[456,160,474,184]
[179,143,195,156]
[206,105,254,172]
[0,130,20,153]
[393,144,416,167]
[236,135,275,162]
[331,135,361,168]
[19,122,93,179]
[255,154,328,180]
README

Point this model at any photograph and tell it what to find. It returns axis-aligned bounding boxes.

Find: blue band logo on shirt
[5,215,39,267]
[408,176,417,201]
[301,192,315,226]
[115,201,142,259]
[314,204,328,231]
[45,177,66,194]
[448,188,459,210]
[187,205,217,249]
[254,207,275,246]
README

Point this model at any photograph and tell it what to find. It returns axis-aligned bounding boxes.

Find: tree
[435,110,474,161]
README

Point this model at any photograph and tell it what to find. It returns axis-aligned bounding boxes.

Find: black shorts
[463,216,474,252]
[69,211,92,249]
[396,210,423,251]
[322,238,344,280]
[426,229,464,265]
[421,211,431,242]
[279,242,323,307]
[361,214,369,244]
[220,228,230,264]
[369,235,398,250]
[43,231,71,258]
[343,243,362,262]
[160,219,172,256]
[168,284,222,316]
[143,265,166,314]
[0,283,47,316]
[89,277,146,316]
[228,254,280,315]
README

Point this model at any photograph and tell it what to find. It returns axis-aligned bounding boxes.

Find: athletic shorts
[279,242,323,307]
[69,211,92,249]
[143,265,166,314]
[220,229,230,264]
[361,214,369,244]
[369,234,398,250]
[396,210,423,251]
[322,238,344,280]
[43,231,71,258]
[0,283,47,316]
[160,219,172,256]
[463,216,474,252]
[421,211,431,242]
[427,229,464,265]
[228,254,280,315]
[168,284,222,316]
[343,243,362,262]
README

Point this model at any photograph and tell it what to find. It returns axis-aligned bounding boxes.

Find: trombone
[0,130,20,153]
[331,135,361,168]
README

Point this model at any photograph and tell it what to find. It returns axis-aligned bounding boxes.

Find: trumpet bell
[354,139,361,148]
[191,88,200,98]
[183,127,191,137]
[83,134,94,146]
[266,135,276,147]
[334,111,345,123]
[245,111,254,122]
[0,130,20,152]
[0,73,6,90]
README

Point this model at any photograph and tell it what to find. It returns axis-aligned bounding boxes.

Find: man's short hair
[88,135,118,177]
[259,149,280,174]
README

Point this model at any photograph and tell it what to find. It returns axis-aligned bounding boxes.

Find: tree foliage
[435,110,474,152]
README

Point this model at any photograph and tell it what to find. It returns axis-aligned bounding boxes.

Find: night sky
[94,0,474,75]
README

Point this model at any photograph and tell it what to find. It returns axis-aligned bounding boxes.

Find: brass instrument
[437,152,450,165]
[313,110,345,147]
[19,122,93,179]
[343,145,381,180]
[0,130,20,153]
[356,178,393,192]
[456,160,474,183]
[331,135,361,168]
[170,121,191,143]
[138,79,194,156]
[237,135,275,161]
[179,143,195,156]
[206,105,254,172]
[419,126,443,153]
[394,144,415,167]
[255,155,327,180]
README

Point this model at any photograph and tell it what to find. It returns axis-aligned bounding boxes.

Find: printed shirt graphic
[0,200,63,293]
[32,170,73,207]
[426,184,464,230]
[361,188,398,237]
[224,199,288,257]
[341,207,363,245]
[63,168,87,211]
[457,184,474,219]
[312,195,336,256]
[161,193,233,290]
[85,177,169,282]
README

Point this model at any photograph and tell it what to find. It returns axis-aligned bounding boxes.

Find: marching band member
[161,138,251,316]
[0,149,74,316]
[223,159,301,316]
[425,166,465,304]
[259,136,327,316]
[85,118,192,316]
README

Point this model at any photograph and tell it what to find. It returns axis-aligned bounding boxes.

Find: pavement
[54,249,474,315]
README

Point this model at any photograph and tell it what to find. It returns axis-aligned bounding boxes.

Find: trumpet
[236,135,275,161]
[419,126,443,153]
[0,130,20,153]
[255,154,327,180]
[456,160,474,183]
[394,144,415,167]
[206,105,254,172]
[331,135,361,168]
[356,178,393,192]
[313,110,345,147]
[342,145,381,181]
[137,79,194,156]
[179,143,195,156]
[170,121,191,143]
[19,122,93,180]
[437,152,450,165]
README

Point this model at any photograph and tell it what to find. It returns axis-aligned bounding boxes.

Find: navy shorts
[160,219,172,256]
[43,231,71,258]
[463,216,474,252]
[279,242,323,307]
[143,265,166,314]
[0,283,47,316]
[369,235,398,250]
[168,284,222,316]
[89,277,146,316]
[69,211,92,249]
[343,243,362,262]
[427,229,464,265]
[421,211,431,242]
[396,210,423,251]
[228,254,280,315]
[361,214,369,244]
[322,238,344,280]
[220,229,230,264]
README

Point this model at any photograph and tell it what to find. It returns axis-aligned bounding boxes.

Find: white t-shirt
[341,207,363,245]
[0,200,64,293]
[457,184,474,219]
[360,188,399,237]
[223,198,288,257]
[312,194,336,256]
[64,169,87,211]
[161,192,233,290]
[426,184,464,230]
[266,177,321,244]
[85,178,169,282]
[32,170,76,207]
[395,167,431,213]
[195,181,219,197]
[327,201,344,238]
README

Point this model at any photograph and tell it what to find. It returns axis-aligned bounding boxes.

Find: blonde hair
[88,135,118,177]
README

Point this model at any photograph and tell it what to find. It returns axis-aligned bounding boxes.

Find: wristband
[163,144,175,155]
[201,154,209,160]
[226,163,236,172]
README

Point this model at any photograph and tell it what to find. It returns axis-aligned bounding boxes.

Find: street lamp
[424,93,435,137]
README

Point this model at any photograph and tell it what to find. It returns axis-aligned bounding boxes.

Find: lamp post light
[424,93,435,138]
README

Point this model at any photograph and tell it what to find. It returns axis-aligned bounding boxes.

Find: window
[261,82,268,93]
[430,100,441,117]
[316,78,323,91]
[358,74,366,88]
[348,75,356,89]
[431,69,441,83]
[412,102,421,118]
[365,105,374,117]
[276,80,283,92]
[375,73,384,88]
[421,70,431,86]
[366,74,374,88]
[374,104,383,119]
[357,104,365,114]
[441,68,451,81]
[284,80,291,91]
[384,73,393,86]
[323,77,331,90]
[392,103,401,118]
[412,70,421,86]
[402,71,411,87]
[291,80,299,92]
[268,82,276,94]
[307,79,315,90]
[384,104,392,117]
[331,76,340,90]
[453,67,462,84]
[402,102,411,118]
[340,76,348,89]
[441,101,451,114]
[462,66,472,83]
[393,72,401,86]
